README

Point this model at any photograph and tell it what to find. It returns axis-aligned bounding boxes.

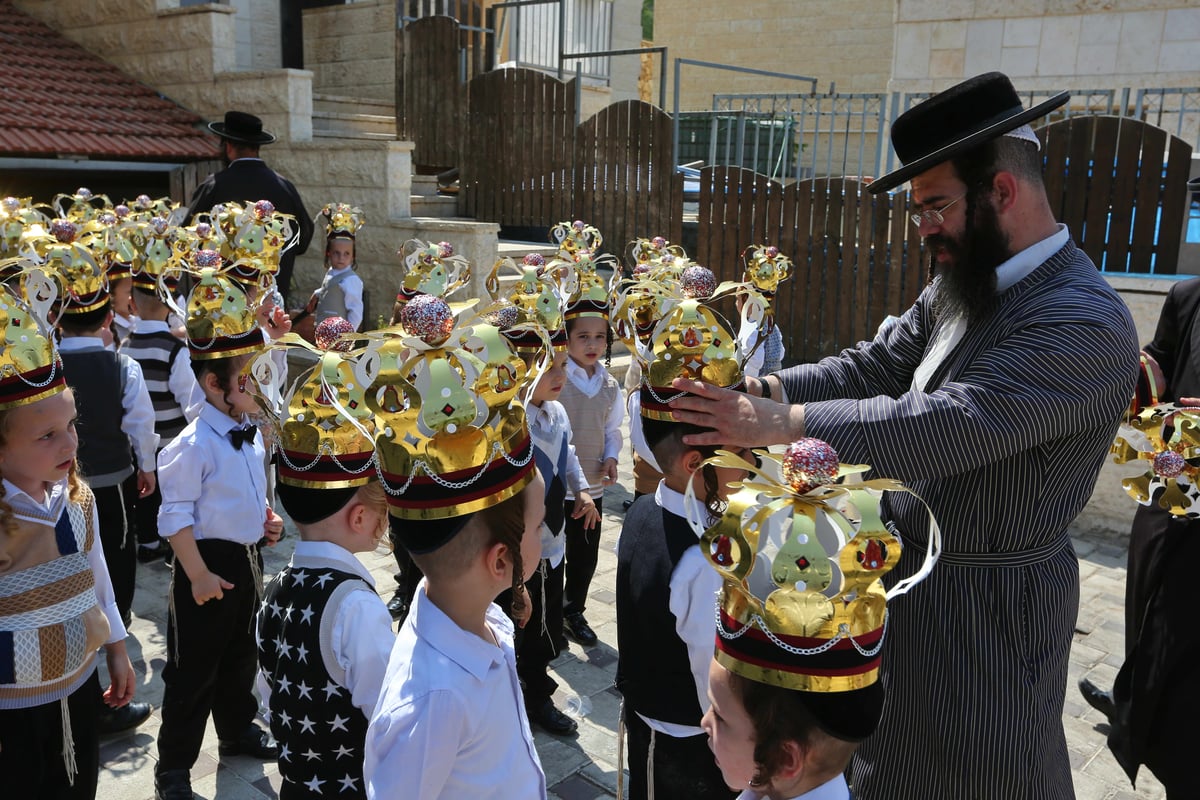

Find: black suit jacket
[186,159,314,300]
[1142,276,1200,402]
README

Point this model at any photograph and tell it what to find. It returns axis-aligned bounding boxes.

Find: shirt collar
[230,157,265,165]
[290,540,376,587]
[654,481,696,536]
[2,477,67,523]
[738,774,849,800]
[133,318,172,334]
[327,265,354,277]
[407,578,507,681]
[994,224,1069,293]
[564,357,604,391]
[199,401,249,436]
[57,336,106,352]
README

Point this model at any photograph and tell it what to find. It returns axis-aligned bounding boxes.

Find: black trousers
[563,496,602,617]
[0,671,101,800]
[135,473,162,547]
[157,539,261,773]
[622,707,735,800]
[497,556,565,708]
[92,477,137,623]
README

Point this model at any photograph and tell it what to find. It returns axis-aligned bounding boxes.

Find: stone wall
[302,1,396,102]
[652,0,896,111]
[229,0,281,71]
[891,1,1200,93]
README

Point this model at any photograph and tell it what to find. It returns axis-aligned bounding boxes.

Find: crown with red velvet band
[486,253,568,355]
[183,252,264,361]
[0,264,66,410]
[204,199,297,292]
[24,219,109,314]
[366,294,536,545]
[684,439,940,740]
[557,248,616,322]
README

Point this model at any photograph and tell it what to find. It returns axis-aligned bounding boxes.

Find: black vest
[60,347,132,487]
[257,564,370,800]
[615,494,705,726]
[122,329,188,447]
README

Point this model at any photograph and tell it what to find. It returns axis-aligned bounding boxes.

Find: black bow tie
[229,426,256,450]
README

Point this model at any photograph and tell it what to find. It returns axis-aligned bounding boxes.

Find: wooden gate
[397,14,481,171]
[574,101,683,256]
[695,168,927,363]
[1039,115,1192,274]
[460,68,578,226]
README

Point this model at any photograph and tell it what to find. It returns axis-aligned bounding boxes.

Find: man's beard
[928,194,1011,322]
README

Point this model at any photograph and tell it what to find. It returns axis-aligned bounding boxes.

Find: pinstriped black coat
[779,240,1139,800]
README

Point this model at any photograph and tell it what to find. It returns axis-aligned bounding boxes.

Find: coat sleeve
[1142,281,1184,389]
[185,176,217,224]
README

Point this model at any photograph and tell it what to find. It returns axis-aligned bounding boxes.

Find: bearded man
[670,73,1140,799]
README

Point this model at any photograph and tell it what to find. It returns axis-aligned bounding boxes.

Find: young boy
[615,293,751,800]
[124,265,204,565]
[154,265,283,800]
[364,297,547,799]
[256,346,393,799]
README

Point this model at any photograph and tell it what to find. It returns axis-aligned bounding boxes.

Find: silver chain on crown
[381,438,533,497]
[715,605,889,658]
[12,357,60,389]
[277,439,377,475]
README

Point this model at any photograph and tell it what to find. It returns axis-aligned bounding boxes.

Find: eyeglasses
[910,192,967,228]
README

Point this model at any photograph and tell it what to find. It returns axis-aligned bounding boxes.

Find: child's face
[519,472,546,582]
[327,238,355,270]
[204,353,260,418]
[529,351,567,405]
[566,316,607,371]
[702,658,761,791]
[0,389,79,496]
[111,278,134,319]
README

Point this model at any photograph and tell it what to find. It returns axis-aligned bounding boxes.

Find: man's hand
[263,507,284,546]
[669,377,805,448]
[192,570,234,605]
[137,470,156,498]
[571,491,601,531]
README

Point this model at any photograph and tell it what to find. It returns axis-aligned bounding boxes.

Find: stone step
[497,240,559,260]
[312,128,398,142]
[410,194,458,216]
[312,110,397,137]
[312,93,396,118]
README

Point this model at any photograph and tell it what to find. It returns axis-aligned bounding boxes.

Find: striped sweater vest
[0,486,108,709]
[556,372,619,494]
[123,329,188,447]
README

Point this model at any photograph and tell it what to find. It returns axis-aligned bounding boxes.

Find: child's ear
[104,309,115,328]
[773,739,807,782]
[483,540,512,581]
[681,448,705,475]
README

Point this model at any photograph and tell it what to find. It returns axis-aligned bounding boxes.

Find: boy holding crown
[153,258,283,800]
[364,292,547,799]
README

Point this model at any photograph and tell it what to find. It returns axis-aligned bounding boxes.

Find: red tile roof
[0,1,219,161]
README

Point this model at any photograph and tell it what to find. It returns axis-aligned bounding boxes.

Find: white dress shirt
[563,357,624,498]
[365,580,546,800]
[130,318,204,425]
[57,336,159,472]
[3,478,126,643]
[636,482,722,739]
[257,541,394,718]
[736,775,849,800]
[157,402,267,544]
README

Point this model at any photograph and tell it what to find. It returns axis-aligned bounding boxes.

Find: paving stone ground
[95,448,1165,800]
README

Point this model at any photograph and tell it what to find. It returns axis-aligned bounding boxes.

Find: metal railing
[491,0,614,82]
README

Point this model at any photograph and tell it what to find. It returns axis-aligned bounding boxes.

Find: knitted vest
[615,495,704,727]
[557,371,619,494]
[257,564,370,799]
[315,269,353,325]
[0,486,108,709]
[60,347,133,487]
[123,329,188,447]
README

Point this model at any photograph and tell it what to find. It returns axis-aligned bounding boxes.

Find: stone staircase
[312,93,397,141]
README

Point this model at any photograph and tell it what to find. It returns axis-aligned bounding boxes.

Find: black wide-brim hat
[208,110,277,145]
[869,72,1068,194]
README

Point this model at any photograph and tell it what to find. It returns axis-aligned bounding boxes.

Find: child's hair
[191,353,246,415]
[0,399,85,537]
[642,417,726,522]
[564,315,613,366]
[56,300,112,335]
[406,485,530,620]
[728,670,858,788]
[132,285,167,310]
[276,480,388,534]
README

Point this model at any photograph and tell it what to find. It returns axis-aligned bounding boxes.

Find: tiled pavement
[96,451,1165,800]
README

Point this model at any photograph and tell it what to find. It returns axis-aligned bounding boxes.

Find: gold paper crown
[367,294,535,525]
[558,249,615,321]
[184,255,264,360]
[0,265,66,409]
[204,200,297,290]
[486,254,567,355]
[123,195,178,223]
[395,239,471,307]
[253,336,380,489]
[82,210,139,283]
[685,439,939,698]
[550,219,603,259]
[128,215,186,295]
[742,244,793,298]
[52,187,110,224]
[1111,403,1200,517]
[0,197,48,258]
[321,203,366,240]
[629,235,687,270]
[23,219,108,314]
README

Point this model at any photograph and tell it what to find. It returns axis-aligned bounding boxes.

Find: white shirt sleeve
[627,392,661,472]
[343,273,365,331]
[741,328,765,379]
[156,435,203,536]
[668,548,722,717]
[169,346,205,423]
[87,499,127,643]
[365,690,465,799]
[118,354,160,471]
[331,589,395,717]
[602,379,625,462]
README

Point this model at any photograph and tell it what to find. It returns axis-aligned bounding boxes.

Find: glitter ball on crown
[400,293,455,345]
[315,316,355,352]
[681,265,716,300]
[253,199,275,218]
[49,219,77,243]
[195,222,212,239]
[438,241,454,258]
[1154,449,1186,478]
[194,249,222,269]
[523,253,545,268]
[1,197,19,215]
[76,188,93,200]
[151,216,170,235]
[114,204,130,219]
[652,236,667,248]
[782,438,840,494]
